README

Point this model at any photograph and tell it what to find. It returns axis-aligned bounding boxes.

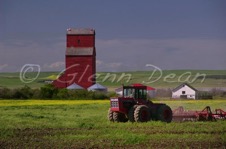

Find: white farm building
[172,83,198,99]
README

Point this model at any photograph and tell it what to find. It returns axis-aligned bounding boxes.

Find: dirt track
[1,128,226,149]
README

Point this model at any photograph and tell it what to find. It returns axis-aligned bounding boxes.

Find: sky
[0,0,226,72]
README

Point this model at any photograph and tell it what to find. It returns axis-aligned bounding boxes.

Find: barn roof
[67,28,95,35]
[67,83,84,90]
[87,83,107,91]
[66,47,94,56]
[172,83,198,92]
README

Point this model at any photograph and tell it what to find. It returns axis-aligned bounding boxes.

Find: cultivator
[173,106,226,122]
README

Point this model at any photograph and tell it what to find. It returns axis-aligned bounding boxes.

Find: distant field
[0,70,226,90]
[0,99,226,148]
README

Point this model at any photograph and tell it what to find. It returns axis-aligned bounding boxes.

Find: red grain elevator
[53,28,96,89]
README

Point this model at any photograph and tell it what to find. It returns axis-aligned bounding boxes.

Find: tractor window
[137,89,147,99]
[123,88,134,98]
[134,89,139,99]
[143,90,147,99]
[134,89,147,99]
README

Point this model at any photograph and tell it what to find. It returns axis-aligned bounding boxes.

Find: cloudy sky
[0,0,226,72]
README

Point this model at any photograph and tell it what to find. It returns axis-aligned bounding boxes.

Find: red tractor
[108,85,172,123]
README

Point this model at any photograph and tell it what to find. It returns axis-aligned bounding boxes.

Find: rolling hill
[0,70,226,90]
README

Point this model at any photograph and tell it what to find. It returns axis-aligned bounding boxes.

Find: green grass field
[0,99,226,148]
[0,70,226,90]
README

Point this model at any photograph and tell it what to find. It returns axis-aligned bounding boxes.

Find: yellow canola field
[0,99,226,110]
[0,100,109,107]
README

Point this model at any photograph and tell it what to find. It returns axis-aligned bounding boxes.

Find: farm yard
[0,99,226,148]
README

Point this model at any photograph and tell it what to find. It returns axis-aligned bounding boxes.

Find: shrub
[68,90,90,100]
[10,86,33,99]
[40,84,58,99]
[107,91,117,98]
[56,88,69,99]
[32,88,41,99]
[91,91,108,100]
[0,87,12,99]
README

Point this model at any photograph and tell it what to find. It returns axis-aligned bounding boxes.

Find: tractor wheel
[128,105,138,122]
[157,105,172,123]
[108,108,114,122]
[134,105,151,122]
[113,112,128,122]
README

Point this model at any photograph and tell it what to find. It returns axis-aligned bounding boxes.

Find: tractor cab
[122,86,147,100]
[110,85,152,115]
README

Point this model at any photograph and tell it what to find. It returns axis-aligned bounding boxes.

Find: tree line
[0,84,115,100]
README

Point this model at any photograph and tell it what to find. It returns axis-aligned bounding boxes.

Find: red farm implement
[173,106,226,122]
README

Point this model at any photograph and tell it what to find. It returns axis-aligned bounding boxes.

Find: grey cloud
[96,38,226,71]
[0,38,65,72]
[96,60,124,72]
[0,38,225,72]
[43,61,65,70]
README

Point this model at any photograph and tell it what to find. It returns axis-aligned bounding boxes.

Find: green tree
[40,84,58,99]
[11,85,33,99]
[0,87,12,99]
[56,88,69,99]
